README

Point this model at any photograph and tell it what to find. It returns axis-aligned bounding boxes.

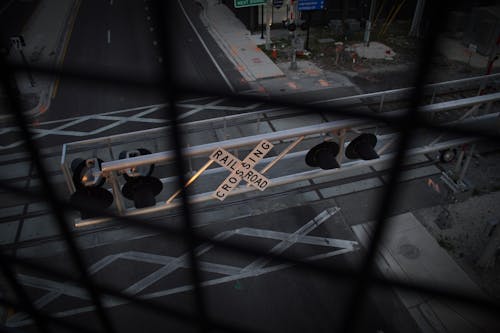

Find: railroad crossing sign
[209,140,274,201]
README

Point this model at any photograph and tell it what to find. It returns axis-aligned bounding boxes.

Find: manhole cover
[398,243,420,259]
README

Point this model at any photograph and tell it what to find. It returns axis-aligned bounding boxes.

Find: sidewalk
[199,0,359,98]
[0,0,77,124]
[200,0,284,83]
[352,213,500,333]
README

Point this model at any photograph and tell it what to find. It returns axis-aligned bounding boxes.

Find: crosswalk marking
[7,208,358,327]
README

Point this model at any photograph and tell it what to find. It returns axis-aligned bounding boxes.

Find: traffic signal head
[119,148,155,180]
[71,158,105,189]
[70,187,114,220]
[345,133,379,160]
[305,141,340,170]
[119,148,163,208]
[121,176,163,209]
[70,157,113,219]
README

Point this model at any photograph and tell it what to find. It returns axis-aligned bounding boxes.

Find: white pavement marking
[235,228,356,250]
[17,275,91,300]
[177,98,225,120]
[176,0,235,92]
[107,29,111,44]
[179,102,262,112]
[0,98,264,150]
[243,207,341,271]
[110,0,113,5]
[8,210,358,327]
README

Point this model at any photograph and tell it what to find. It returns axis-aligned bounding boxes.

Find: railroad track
[1,74,500,250]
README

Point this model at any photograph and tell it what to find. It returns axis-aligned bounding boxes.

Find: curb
[198,0,284,83]
[198,0,255,82]
[0,0,79,125]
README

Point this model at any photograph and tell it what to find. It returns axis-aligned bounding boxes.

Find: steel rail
[61,74,500,151]
[311,72,500,105]
[100,93,500,174]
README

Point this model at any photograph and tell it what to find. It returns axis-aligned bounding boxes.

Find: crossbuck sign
[209,140,274,201]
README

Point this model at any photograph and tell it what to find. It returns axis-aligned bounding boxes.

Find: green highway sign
[234,0,267,8]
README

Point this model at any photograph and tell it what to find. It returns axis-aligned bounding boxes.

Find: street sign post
[297,0,325,11]
[210,140,274,201]
[235,0,267,8]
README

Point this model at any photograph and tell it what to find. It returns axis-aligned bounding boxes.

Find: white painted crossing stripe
[177,98,225,120]
[6,254,123,324]
[243,207,340,271]
[10,248,355,325]
[0,97,265,150]
[178,102,262,112]
[8,215,357,327]
[120,235,230,295]
[17,275,90,300]
[107,30,111,44]
[234,228,357,250]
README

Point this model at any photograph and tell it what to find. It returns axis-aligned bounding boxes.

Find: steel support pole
[409,0,425,37]
[109,172,125,215]
[453,148,465,175]
[458,144,475,182]
[364,0,376,46]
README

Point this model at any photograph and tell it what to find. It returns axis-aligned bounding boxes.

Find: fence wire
[1,0,499,332]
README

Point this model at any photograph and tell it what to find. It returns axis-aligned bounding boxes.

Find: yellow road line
[52,0,82,100]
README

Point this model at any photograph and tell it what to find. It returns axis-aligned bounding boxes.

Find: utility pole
[261,4,265,39]
[363,0,376,46]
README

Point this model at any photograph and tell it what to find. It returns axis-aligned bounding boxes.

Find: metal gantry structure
[1,1,500,333]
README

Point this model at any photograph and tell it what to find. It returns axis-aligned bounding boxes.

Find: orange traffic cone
[271,45,277,60]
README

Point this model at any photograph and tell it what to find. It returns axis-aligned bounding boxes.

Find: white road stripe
[176,0,235,92]
[107,29,111,44]
[8,222,357,327]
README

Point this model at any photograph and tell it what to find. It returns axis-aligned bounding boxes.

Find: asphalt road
[41,0,248,122]
[11,205,420,333]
